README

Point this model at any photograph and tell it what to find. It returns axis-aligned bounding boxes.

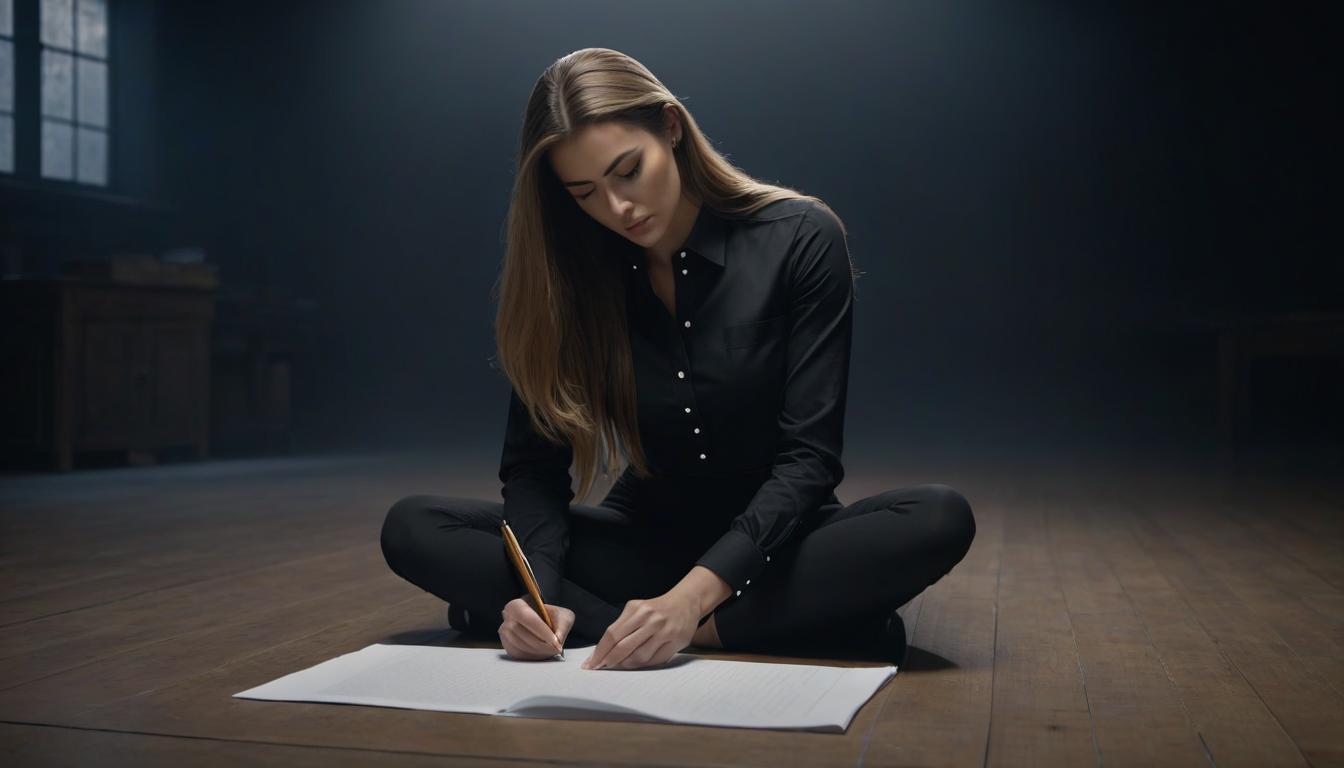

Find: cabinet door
[152,324,210,444]
[79,322,152,448]
[0,319,51,449]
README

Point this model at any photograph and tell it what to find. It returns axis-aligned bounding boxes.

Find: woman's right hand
[500,597,574,660]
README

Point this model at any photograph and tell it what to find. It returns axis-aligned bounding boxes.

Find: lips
[626,215,652,232]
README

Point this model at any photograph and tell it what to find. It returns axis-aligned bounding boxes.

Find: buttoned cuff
[695,528,766,599]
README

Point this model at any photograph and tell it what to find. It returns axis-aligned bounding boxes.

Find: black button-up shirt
[498,197,854,623]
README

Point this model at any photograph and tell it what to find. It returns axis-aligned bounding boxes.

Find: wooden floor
[1,448,1342,767]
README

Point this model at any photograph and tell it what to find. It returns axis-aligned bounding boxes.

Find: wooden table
[1213,310,1344,469]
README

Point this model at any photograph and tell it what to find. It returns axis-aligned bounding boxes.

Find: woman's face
[548,119,682,247]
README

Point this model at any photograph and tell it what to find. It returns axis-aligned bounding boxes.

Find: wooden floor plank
[0,723,537,768]
[0,543,386,689]
[1115,476,1344,766]
[1047,475,1225,766]
[985,480,1099,766]
[0,514,378,626]
[1215,482,1344,616]
[0,465,442,602]
[0,575,426,723]
[1077,476,1307,768]
[1137,478,1344,698]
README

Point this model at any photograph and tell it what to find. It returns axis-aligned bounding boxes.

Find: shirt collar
[625,203,726,268]
[681,203,727,267]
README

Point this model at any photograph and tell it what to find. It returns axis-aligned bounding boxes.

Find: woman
[381,48,975,670]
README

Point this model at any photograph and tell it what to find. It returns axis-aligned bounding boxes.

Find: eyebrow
[562,148,640,187]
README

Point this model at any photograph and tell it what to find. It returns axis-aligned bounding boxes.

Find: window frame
[0,0,16,174]
[0,0,121,196]
[39,0,112,185]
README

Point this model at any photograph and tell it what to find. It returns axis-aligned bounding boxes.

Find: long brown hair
[490,47,861,504]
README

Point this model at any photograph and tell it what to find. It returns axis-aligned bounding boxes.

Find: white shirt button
[680,251,686,258]
[685,407,691,413]
[766,555,771,562]
[746,579,750,585]
[681,268,688,275]
[677,370,685,379]
[735,590,742,597]
[632,264,638,269]
[693,427,700,434]
[699,453,706,459]
[684,320,691,328]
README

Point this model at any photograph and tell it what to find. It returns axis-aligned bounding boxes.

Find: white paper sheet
[234,642,897,732]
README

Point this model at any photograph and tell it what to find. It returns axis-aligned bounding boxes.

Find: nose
[603,187,634,220]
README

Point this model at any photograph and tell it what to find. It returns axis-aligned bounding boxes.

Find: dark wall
[17,1,1342,457]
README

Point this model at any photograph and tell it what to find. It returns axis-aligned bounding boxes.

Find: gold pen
[500,519,565,660]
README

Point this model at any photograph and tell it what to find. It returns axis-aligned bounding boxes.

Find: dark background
[3,0,1340,465]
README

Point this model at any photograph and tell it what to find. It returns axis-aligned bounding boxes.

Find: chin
[623,224,656,242]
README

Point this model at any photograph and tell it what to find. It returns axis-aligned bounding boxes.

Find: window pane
[76,126,106,185]
[0,115,13,173]
[77,57,106,127]
[1,0,13,38]
[0,40,12,112]
[41,0,74,49]
[42,49,73,118]
[76,0,106,58]
[42,119,73,179]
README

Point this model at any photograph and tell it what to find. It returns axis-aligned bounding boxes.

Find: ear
[663,104,682,144]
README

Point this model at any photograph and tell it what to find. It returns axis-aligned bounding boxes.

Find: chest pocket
[722,314,789,390]
[723,314,788,350]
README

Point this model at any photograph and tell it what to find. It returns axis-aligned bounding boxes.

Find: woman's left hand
[582,591,700,670]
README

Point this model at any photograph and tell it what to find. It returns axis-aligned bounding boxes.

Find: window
[1,0,14,173]
[40,0,108,185]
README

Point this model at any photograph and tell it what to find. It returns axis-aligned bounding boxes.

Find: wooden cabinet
[1,277,216,471]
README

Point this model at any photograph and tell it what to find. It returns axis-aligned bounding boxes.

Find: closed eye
[577,161,641,201]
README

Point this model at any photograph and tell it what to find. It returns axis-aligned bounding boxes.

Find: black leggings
[379,476,976,654]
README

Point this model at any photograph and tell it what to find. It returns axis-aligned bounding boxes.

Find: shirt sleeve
[694,202,854,597]
[498,385,576,602]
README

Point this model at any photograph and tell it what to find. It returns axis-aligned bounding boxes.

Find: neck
[645,194,701,266]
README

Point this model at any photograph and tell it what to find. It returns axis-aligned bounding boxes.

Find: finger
[542,614,565,650]
[587,622,628,669]
[606,624,656,669]
[622,639,671,670]
[505,626,554,658]
[555,609,575,640]
[501,627,531,659]
[585,627,616,669]
[585,608,631,668]
[647,639,679,668]
[521,612,561,650]
[630,633,677,670]
[546,606,573,644]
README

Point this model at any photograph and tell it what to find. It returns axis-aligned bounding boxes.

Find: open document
[234,642,897,732]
